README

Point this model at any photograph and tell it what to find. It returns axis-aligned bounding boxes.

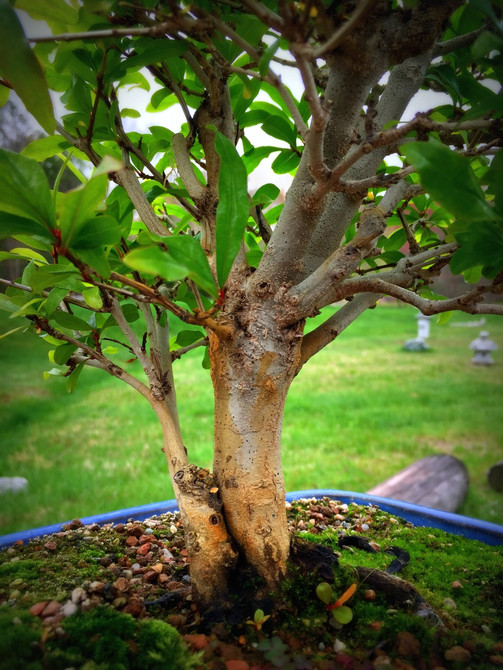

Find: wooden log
[487,461,503,492]
[366,454,469,513]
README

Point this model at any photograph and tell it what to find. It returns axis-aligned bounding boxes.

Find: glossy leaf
[70,216,121,250]
[214,130,250,287]
[53,311,94,332]
[332,606,353,625]
[0,149,55,230]
[400,141,495,222]
[252,184,280,206]
[124,239,217,297]
[316,582,333,605]
[66,362,84,393]
[0,0,56,133]
[123,39,187,71]
[271,150,300,174]
[22,136,72,161]
[53,343,77,366]
[262,115,297,146]
[57,176,109,247]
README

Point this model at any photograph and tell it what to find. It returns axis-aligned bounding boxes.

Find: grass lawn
[1,303,502,534]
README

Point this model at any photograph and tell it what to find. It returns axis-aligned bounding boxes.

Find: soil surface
[1,497,502,669]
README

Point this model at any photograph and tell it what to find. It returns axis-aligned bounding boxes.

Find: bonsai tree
[0,0,502,614]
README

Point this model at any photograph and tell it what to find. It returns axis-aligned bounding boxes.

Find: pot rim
[1,489,502,549]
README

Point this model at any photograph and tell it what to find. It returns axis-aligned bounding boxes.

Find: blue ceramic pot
[1,489,502,549]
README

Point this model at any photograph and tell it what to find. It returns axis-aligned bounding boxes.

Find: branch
[171,337,209,361]
[70,352,152,400]
[108,272,233,340]
[115,159,170,238]
[313,0,379,59]
[298,293,381,369]
[172,133,206,201]
[290,43,329,180]
[28,314,152,399]
[339,276,503,316]
[0,277,107,312]
[325,117,498,192]
[230,66,308,138]
[28,22,175,43]
[434,25,489,57]
[241,0,284,31]
[287,206,387,320]
[397,204,421,255]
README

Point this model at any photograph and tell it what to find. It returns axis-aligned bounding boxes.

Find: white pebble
[62,601,78,617]
[334,639,346,653]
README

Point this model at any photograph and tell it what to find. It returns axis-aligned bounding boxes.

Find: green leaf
[124,238,217,297]
[70,216,121,249]
[22,136,72,161]
[450,219,503,277]
[53,311,94,332]
[15,0,78,26]
[44,287,68,317]
[77,247,112,278]
[0,149,56,230]
[57,176,109,247]
[271,150,300,174]
[0,294,19,314]
[0,0,56,133]
[316,582,333,605]
[123,39,187,71]
[66,362,84,393]
[10,298,43,319]
[9,247,48,264]
[252,183,280,206]
[261,115,297,146]
[28,264,79,293]
[400,141,495,222]
[53,342,77,366]
[258,37,281,76]
[82,287,103,309]
[242,145,279,174]
[214,130,250,286]
[332,606,353,625]
[0,325,26,339]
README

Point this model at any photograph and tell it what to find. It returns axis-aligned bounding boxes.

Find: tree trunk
[210,281,304,591]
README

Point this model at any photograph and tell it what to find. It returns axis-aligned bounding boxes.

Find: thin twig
[171,337,209,360]
[28,22,175,43]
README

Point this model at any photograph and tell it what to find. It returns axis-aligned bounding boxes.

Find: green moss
[0,610,44,670]
[0,559,41,581]
[36,606,201,670]
[135,618,202,670]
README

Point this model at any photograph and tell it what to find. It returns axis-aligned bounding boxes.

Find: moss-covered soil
[0,498,502,669]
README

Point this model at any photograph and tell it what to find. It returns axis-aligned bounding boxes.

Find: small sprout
[316,582,333,605]
[332,605,353,625]
[316,581,357,627]
[246,608,271,631]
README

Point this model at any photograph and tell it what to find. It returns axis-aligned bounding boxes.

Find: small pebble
[444,646,471,662]
[443,598,456,609]
[61,601,78,617]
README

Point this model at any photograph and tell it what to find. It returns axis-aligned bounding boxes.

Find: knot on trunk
[174,464,222,512]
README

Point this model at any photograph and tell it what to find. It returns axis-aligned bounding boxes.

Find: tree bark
[209,280,304,590]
